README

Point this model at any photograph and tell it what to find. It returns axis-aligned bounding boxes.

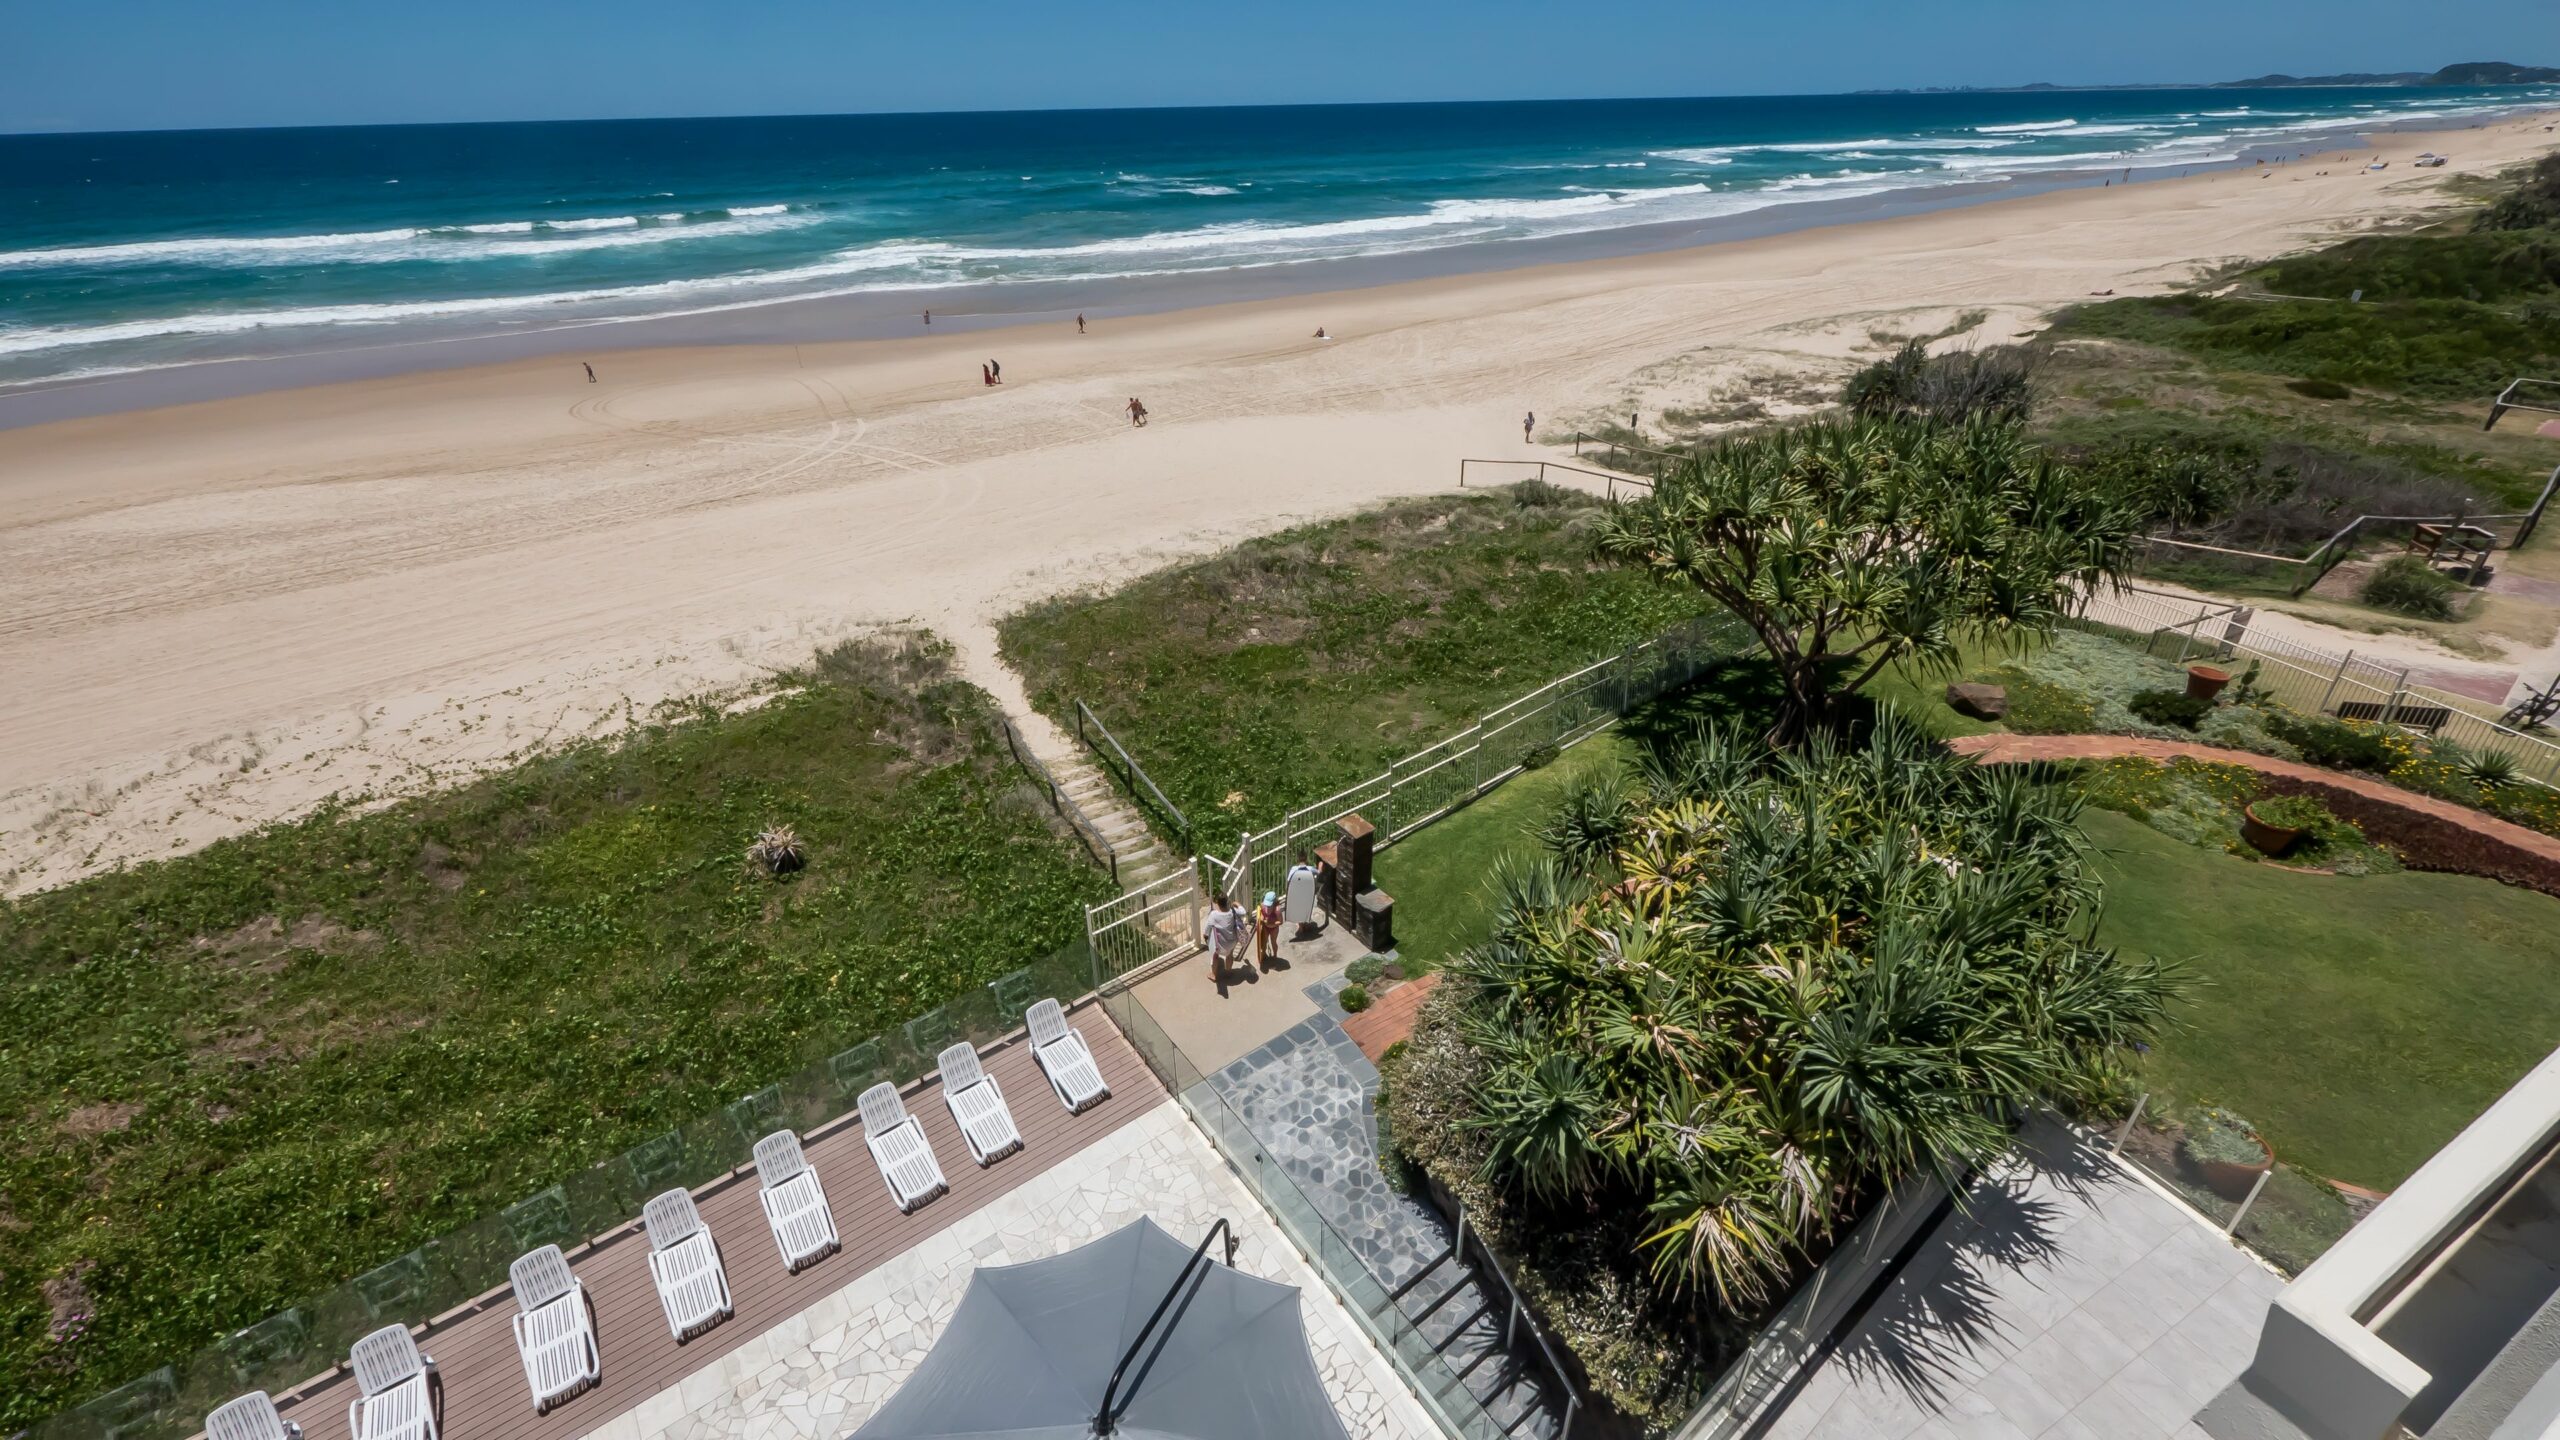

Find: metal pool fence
[2080,584,2560,790]
[1098,978,1581,1440]
[1204,612,1753,907]
[45,941,1098,1440]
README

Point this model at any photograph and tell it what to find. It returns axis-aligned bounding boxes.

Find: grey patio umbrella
[849,1216,1353,1440]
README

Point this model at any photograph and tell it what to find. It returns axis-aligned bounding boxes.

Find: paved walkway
[1130,915,1372,1075]
[1763,1118,2282,1440]
[573,1102,1440,1440]
[1205,972,1449,1291]
[1342,972,1443,1063]
[1949,733,2560,866]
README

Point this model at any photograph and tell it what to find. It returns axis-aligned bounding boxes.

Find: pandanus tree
[1448,714,2179,1307]
[1597,418,2140,746]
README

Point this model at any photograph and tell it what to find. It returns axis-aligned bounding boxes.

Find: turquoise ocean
[3,86,2554,391]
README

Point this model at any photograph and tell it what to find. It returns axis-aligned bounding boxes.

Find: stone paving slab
[1207,981,1450,1292]
[1763,1117,2282,1440]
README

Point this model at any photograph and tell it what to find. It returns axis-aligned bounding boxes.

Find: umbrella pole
[1095,1217,1237,1436]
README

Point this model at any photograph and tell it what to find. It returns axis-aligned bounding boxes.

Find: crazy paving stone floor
[1204,972,1452,1291]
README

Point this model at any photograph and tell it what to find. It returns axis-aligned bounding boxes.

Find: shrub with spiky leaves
[1443,711,2180,1308]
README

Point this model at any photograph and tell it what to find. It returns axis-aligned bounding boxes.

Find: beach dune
[4,116,2555,893]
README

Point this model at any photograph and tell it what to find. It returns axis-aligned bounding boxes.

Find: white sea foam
[728,204,790,216]
[548,216,640,231]
[0,228,424,267]
[1975,119,2080,133]
[458,221,534,234]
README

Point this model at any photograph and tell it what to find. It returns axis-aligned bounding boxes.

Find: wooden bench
[2333,700,2455,734]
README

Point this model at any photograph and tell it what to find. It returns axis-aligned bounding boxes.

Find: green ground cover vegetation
[0,636,1108,1426]
[997,483,1713,836]
[2083,807,2560,1190]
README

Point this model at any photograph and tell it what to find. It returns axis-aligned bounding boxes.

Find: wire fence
[2079,584,2560,789]
[1454,456,1652,500]
[1204,613,1754,906]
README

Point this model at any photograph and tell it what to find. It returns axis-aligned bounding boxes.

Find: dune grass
[0,637,1109,1427]
[997,483,1709,839]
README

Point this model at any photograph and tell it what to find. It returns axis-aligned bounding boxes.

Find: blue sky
[9,0,2558,133]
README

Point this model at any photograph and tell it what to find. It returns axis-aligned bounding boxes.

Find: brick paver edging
[1341,972,1444,1063]
[1949,734,2560,897]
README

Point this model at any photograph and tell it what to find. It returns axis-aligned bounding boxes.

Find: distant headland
[1862,60,2560,95]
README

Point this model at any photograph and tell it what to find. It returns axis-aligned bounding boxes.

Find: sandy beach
[6,114,2557,894]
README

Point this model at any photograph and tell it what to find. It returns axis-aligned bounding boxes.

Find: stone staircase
[1045,750,1184,889]
[1391,1244,1574,1439]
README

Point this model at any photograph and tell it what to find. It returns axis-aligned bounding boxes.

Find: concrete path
[1763,1118,2282,1440]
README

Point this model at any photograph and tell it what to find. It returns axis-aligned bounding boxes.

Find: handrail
[1452,1199,1584,1440]
[1455,457,1652,499]
[1095,1217,1238,1435]
[1074,699,1194,854]
[998,717,1119,886]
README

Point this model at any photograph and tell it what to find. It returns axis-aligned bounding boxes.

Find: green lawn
[1372,736,1630,972]
[2084,807,2560,1189]
[0,638,1108,1426]
[997,484,1714,835]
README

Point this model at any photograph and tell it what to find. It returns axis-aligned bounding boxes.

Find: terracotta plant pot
[2177,1132,2275,1204]
[2187,665,2233,702]
[2241,803,2304,857]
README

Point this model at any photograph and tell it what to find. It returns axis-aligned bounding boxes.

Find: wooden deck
[266,1015,1162,1440]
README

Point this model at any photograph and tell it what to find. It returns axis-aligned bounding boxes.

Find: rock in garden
[1946,682,2009,720]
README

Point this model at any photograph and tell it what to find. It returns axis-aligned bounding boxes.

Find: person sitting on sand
[1313,326,1328,339]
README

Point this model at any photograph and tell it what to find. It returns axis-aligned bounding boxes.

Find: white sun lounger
[508,1245,599,1412]
[209,1392,303,1440]
[1026,999,1111,1113]
[346,1326,437,1440]
[752,1129,841,1271]
[938,1042,1024,1167]
[642,1190,733,1341]
[858,1082,949,1211]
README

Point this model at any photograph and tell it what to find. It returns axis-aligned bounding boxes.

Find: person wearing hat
[1255,889,1283,970]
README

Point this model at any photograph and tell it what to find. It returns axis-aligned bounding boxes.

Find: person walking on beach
[990,358,1001,383]
[583,362,595,383]
[1523,411,1535,444]
[1076,313,1086,334]
[1127,396,1148,427]
[923,309,931,326]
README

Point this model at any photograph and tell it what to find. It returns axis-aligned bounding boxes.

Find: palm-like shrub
[1443,713,2178,1306]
